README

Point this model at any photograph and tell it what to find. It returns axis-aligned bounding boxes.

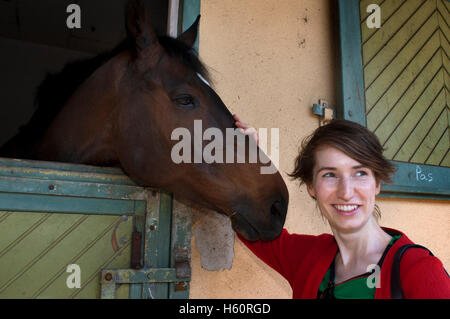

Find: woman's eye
[323,172,335,178]
[355,170,368,177]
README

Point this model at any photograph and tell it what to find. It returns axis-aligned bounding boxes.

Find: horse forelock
[158,35,212,86]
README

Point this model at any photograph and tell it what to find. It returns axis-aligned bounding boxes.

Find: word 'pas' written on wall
[65,4,382,30]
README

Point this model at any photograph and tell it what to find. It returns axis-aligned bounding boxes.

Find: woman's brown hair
[289,119,395,187]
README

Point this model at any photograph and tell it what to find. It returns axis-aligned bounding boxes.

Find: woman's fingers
[242,127,257,135]
[233,115,248,129]
[233,114,259,145]
[241,127,259,145]
[236,122,248,130]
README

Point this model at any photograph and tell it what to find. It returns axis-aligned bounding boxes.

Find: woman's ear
[375,181,381,196]
[307,184,317,200]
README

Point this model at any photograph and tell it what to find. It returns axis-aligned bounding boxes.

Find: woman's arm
[401,252,450,299]
[237,229,319,285]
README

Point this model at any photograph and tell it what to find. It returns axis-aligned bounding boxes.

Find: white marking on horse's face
[197,73,211,87]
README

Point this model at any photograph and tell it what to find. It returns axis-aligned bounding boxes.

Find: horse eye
[174,95,197,109]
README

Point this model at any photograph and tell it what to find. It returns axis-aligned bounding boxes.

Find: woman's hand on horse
[233,114,259,146]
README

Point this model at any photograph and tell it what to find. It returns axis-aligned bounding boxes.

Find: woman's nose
[337,177,354,200]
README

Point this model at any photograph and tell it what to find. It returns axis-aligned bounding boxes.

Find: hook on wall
[312,99,335,126]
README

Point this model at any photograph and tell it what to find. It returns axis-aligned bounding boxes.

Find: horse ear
[177,15,200,48]
[125,0,160,53]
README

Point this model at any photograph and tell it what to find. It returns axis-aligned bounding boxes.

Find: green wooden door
[0,211,134,298]
[337,0,450,199]
[0,158,191,299]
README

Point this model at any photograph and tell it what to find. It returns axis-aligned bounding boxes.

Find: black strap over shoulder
[390,244,433,299]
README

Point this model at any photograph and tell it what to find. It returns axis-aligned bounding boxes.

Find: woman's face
[307,146,381,234]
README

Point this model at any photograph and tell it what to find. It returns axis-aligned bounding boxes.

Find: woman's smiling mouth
[333,204,361,216]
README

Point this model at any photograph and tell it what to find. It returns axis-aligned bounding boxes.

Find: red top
[238,227,450,299]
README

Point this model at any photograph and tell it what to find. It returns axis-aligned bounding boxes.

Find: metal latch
[174,248,190,292]
[100,267,190,299]
[100,248,190,299]
[312,99,335,126]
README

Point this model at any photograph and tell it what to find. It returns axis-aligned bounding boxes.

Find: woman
[234,115,450,299]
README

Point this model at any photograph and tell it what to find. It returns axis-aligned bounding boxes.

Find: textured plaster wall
[189,0,449,298]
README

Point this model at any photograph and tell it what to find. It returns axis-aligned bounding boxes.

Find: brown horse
[0,1,288,241]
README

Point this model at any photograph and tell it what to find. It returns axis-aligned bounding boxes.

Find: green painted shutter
[338,0,450,200]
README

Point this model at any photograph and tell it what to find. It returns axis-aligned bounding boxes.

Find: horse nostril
[270,200,284,218]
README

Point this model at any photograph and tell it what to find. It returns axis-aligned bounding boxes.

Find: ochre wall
[190,0,450,298]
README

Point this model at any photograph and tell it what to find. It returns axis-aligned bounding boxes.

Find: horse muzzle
[229,196,287,242]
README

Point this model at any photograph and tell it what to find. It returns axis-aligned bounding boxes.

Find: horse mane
[17,35,211,137]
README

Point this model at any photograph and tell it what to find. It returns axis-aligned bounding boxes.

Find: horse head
[7,1,289,241]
